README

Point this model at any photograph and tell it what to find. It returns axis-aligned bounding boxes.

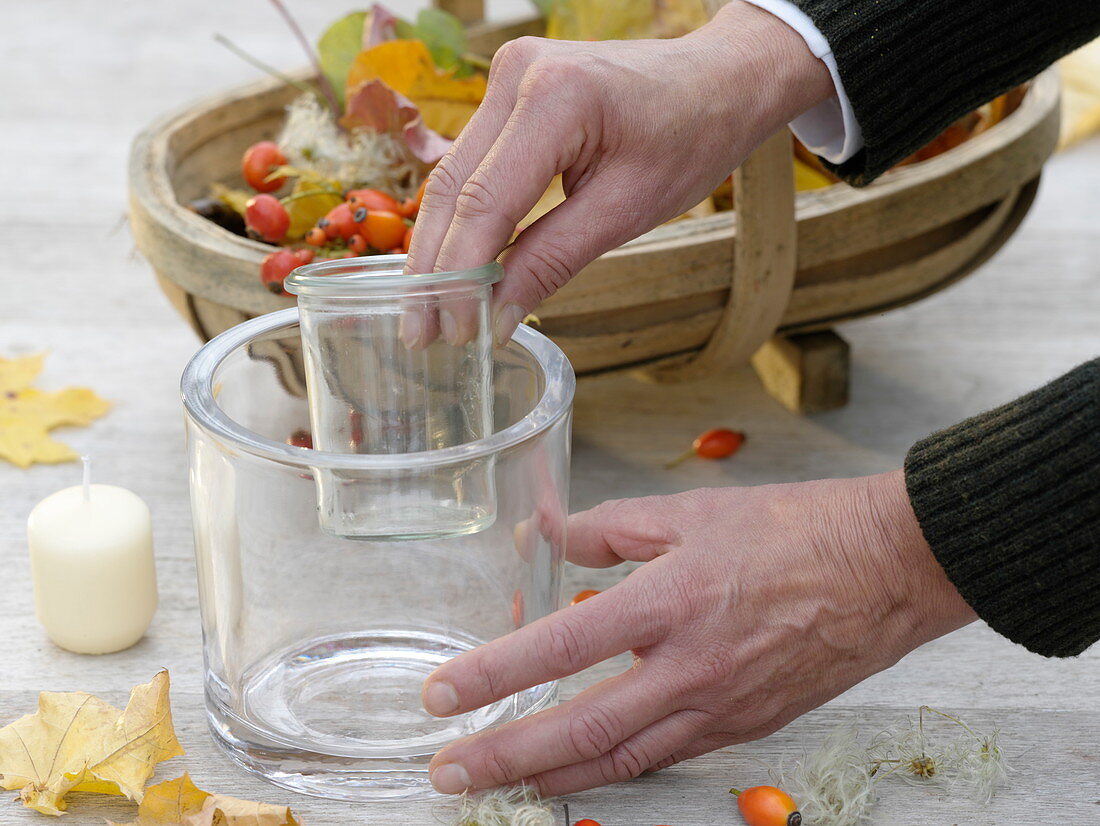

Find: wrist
[857,470,977,646]
[699,0,834,130]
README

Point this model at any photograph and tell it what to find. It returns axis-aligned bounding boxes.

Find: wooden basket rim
[129,67,1061,267]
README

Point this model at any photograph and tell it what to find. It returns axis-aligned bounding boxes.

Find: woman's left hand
[420,471,975,796]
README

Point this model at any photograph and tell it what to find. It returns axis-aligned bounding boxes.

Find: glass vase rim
[180,308,574,471]
[284,254,503,298]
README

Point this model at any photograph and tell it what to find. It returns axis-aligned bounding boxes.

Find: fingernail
[399,311,423,349]
[430,763,472,795]
[439,309,458,345]
[423,681,460,716]
[494,304,526,347]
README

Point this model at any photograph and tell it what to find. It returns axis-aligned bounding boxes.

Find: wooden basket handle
[434,0,485,25]
[645,128,797,382]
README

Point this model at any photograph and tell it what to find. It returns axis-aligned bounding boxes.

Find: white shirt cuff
[741,0,864,164]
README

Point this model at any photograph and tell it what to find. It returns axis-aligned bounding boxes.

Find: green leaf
[414,8,467,70]
[317,11,367,107]
[393,18,418,41]
[529,0,557,14]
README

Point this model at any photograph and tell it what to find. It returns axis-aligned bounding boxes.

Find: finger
[435,280,489,346]
[523,709,713,797]
[421,583,661,717]
[431,94,586,282]
[566,496,683,568]
[398,285,441,350]
[405,40,533,277]
[428,666,673,794]
[646,718,787,773]
[489,184,644,345]
[644,734,732,773]
[513,446,568,566]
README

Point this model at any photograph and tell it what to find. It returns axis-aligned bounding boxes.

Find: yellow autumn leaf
[0,354,110,468]
[346,39,486,138]
[518,175,566,231]
[0,352,45,394]
[210,182,252,218]
[1060,39,1100,148]
[107,773,210,826]
[284,177,343,241]
[546,0,711,40]
[0,671,184,815]
[794,158,835,191]
[108,773,300,826]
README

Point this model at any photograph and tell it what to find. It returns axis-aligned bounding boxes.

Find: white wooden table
[2,2,1098,823]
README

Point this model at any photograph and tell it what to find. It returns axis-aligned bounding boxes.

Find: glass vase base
[205,628,556,802]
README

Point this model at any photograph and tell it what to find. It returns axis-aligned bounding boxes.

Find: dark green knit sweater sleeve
[904,359,1100,657]
[792,1,1100,184]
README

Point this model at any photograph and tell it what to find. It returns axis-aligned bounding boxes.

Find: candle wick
[82,455,91,503]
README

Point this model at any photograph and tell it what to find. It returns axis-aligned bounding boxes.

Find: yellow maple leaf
[0,353,45,394]
[108,773,300,826]
[0,671,184,815]
[0,354,110,468]
[346,39,486,138]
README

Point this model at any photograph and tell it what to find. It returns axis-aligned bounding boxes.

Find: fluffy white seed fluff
[277,95,422,196]
[792,726,878,826]
[447,787,557,826]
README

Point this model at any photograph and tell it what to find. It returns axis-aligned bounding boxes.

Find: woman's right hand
[405,1,833,347]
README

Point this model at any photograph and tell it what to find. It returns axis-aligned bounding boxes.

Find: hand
[420,471,976,796]
[405,1,834,347]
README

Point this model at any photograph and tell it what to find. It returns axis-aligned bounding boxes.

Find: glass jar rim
[284,254,503,298]
[181,308,574,471]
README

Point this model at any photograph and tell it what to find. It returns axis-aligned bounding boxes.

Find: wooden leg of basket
[750,330,850,414]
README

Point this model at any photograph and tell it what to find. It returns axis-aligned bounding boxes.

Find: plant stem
[665,448,696,469]
[280,187,342,205]
[213,34,320,101]
[267,0,342,116]
[920,706,981,742]
[463,52,492,71]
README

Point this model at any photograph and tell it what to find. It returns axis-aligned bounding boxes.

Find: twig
[213,33,320,101]
[267,0,342,115]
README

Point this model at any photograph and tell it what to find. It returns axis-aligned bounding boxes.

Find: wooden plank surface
[1,2,1098,824]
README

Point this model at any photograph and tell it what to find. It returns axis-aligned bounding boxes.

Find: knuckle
[468,655,501,704]
[453,175,499,223]
[479,746,520,786]
[520,240,576,299]
[523,773,550,798]
[523,56,596,104]
[425,157,464,202]
[601,739,650,784]
[492,36,541,77]
[565,705,622,761]
[538,618,590,675]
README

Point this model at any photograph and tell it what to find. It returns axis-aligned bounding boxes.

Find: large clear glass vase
[181,308,574,801]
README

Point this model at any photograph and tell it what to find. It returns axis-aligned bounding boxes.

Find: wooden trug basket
[128,0,1061,412]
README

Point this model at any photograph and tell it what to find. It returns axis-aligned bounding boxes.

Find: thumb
[566,495,683,569]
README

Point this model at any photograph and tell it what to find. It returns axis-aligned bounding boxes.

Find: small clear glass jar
[181,308,574,801]
[285,256,502,540]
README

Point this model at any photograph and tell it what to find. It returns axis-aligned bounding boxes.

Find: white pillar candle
[27,464,158,654]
